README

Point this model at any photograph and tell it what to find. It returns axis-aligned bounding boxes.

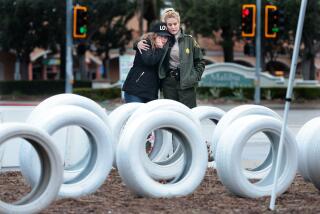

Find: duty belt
[167,68,180,81]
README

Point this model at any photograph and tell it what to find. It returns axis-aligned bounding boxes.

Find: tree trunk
[222,40,234,62]
[221,26,234,62]
[102,48,110,81]
[60,42,66,80]
[77,43,87,80]
[301,57,315,80]
[301,36,316,80]
[310,57,315,80]
[14,58,21,80]
[79,54,87,80]
[19,54,30,80]
[20,60,29,80]
[301,59,311,80]
[139,0,144,36]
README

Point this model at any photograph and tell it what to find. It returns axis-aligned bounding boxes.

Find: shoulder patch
[193,39,200,48]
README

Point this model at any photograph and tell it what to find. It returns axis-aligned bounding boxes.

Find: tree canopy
[1,0,320,80]
[172,0,320,79]
[0,0,136,79]
[173,0,248,62]
[0,0,64,60]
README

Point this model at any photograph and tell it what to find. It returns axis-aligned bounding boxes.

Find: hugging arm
[140,48,165,66]
[133,40,150,54]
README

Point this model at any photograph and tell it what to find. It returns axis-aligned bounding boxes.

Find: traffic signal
[265,5,278,39]
[241,4,256,37]
[278,9,286,34]
[73,5,88,39]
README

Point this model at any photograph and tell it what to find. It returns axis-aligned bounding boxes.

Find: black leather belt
[167,68,180,81]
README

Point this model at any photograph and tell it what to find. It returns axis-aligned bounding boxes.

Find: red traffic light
[241,4,256,37]
[242,8,250,17]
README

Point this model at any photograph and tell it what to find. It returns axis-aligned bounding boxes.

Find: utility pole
[255,0,261,104]
[269,0,308,210]
[66,0,74,93]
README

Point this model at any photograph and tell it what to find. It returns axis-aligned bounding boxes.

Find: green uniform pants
[162,77,197,108]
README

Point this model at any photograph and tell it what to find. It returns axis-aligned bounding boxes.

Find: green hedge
[74,88,121,101]
[0,80,121,101]
[197,87,320,101]
[0,80,91,95]
[2,81,320,102]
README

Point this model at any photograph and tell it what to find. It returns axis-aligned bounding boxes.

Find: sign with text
[199,63,286,88]
[200,71,254,88]
[119,54,135,85]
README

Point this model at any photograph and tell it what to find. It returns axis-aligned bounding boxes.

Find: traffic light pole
[66,0,74,93]
[269,0,308,210]
[254,0,261,104]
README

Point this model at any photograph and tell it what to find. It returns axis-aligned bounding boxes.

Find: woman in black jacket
[122,22,172,103]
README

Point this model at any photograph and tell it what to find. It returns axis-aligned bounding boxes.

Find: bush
[0,80,91,95]
[0,80,122,101]
[197,87,320,101]
[2,81,320,102]
[74,88,121,101]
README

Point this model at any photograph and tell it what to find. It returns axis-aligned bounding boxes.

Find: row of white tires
[6,95,220,212]
[0,93,316,213]
[104,100,299,199]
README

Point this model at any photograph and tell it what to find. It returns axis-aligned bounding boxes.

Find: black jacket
[122,39,165,100]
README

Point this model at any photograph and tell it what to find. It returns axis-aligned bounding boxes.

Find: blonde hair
[141,32,157,50]
[161,8,180,23]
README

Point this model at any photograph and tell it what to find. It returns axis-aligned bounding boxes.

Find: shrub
[0,80,91,95]
[74,88,121,101]
[197,87,320,101]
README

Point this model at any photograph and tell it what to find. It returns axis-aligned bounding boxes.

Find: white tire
[21,94,111,183]
[212,105,281,157]
[28,93,110,129]
[116,110,207,197]
[0,123,63,214]
[212,105,281,177]
[139,134,185,180]
[147,130,175,162]
[192,106,225,166]
[295,117,320,182]
[191,106,226,122]
[128,99,201,127]
[109,103,173,167]
[128,99,201,165]
[297,117,320,188]
[108,102,144,167]
[125,99,202,180]
[215,115,297,198]
[19,105,114,198]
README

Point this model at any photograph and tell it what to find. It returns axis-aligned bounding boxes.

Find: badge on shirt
[185,48,190,54]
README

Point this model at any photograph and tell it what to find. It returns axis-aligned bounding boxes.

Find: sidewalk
[2,97,320,110]
[197,98,320,110]
[0,101,39,106]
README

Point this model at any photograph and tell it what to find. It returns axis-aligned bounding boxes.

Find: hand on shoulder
[137,40,150,53]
